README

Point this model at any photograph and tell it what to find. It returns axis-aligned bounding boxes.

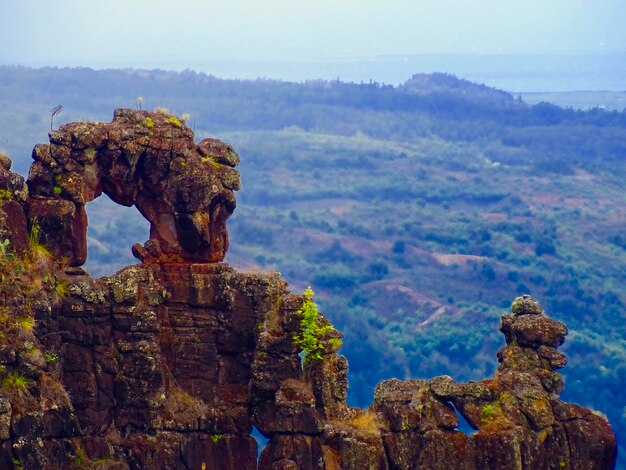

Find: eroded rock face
[0,120,617,469]
[418,296,616,470]
[0,156,29,253]
[0,265,615,469]
[26,109,240,266]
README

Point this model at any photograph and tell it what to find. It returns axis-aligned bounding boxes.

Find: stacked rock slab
[0,113,617,469]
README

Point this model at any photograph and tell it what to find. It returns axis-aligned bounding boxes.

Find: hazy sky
[1,0,624,67]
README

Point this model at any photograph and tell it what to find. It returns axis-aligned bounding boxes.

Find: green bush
[294,287,337,365]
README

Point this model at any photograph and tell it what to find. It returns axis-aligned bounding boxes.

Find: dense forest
[1,66,625,465]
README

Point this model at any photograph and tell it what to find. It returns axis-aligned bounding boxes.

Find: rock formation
[26,109,240,266]
[0,111,617,469]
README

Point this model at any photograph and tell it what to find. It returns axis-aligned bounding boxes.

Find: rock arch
[26,109,240,267]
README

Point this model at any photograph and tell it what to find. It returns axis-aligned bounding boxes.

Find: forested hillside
[1,66,625,463]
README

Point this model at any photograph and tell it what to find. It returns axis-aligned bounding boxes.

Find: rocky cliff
[0,110,617,469]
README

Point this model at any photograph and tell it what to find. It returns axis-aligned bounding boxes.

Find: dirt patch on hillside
[432,253,486,266]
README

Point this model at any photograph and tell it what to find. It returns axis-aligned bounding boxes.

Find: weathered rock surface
[0,116,617,469]
[26,109,240,266]
[0,156,29,253]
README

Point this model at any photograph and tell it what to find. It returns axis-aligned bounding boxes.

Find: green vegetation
[294,287,337,365]
[0,217,76,429]
[43,350,58,363]
[2,373,31,391]
[0,66,624,466]
[201,155,221,169]
[481,403,496,417]
[73,443,89,469]
[480,402,505,423]
[54,277,68,297]
[210,433,223,443]
[84,148,96,160]
[145,117,154,128]
[15,316,35,333]
[0,188,12,202]
[328,337,342,350]
[26,220,52,273]
[165,115,182,127]
[0,239,10,259]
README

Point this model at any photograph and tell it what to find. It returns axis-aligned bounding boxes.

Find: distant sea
[18,52,625,93]
[193,53,626,92]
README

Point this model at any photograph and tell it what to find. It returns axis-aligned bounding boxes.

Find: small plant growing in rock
[201,155,221,169]
[2,373,31,392]
[43,350,58,363]
[145,117,155,128]
[481,403,497,418]
[27,220,52,271]
[15,316,35,333]
[328,337,342,350]
[166,116,182,127]
[294,287,336,365]
[480,401,508,430]
[210,433,223,443]
[53,276,68,297]
[84,147,96,161]
[0,239,11,259]
[0,188,12,202]
[73,443,89,468]
[0,243,19,287]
